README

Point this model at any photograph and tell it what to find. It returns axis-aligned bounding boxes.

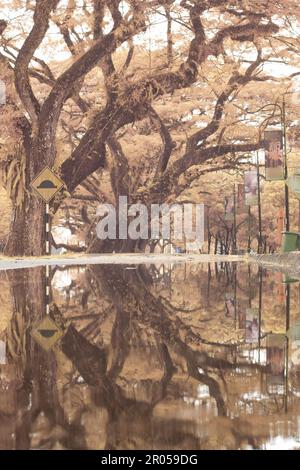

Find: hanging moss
[2,145,28,209]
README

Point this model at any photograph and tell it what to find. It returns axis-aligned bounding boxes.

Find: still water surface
[0,262,300,450]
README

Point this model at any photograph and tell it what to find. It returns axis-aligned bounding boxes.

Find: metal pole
[234,264,237,330]
[285,282,290,413]
[233,185,237,254]
[45,265,50,315]
[207,206,211,254]
[248,205,251,253]
[45,203,50,255]
[45,203,51,316]
[248,263,252,309]
[283,97,290,232]
[257,152,263,253]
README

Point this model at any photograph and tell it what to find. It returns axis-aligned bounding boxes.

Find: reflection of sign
[266,334,287,395]
[245,308,259,343]
[264,130,284,181]
[244,171,258,206]
[31,167,64,203]
[225,293,235,318]
[238,301,248,329]
[31,317,63,351]
[287,171,300,200]
[283,274,299,284]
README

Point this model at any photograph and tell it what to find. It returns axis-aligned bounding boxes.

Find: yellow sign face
[31,167,64,203]
[31,317,64,351]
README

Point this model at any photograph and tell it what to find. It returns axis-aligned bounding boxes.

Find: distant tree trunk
[225,230,230,254]
[214,236,218,255]
[207,231,212,254]
[262,235,267,254]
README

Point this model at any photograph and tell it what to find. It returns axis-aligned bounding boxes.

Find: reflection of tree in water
[0,264,298,449]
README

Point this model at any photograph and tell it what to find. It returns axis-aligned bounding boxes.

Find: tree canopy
[1,0,300,254]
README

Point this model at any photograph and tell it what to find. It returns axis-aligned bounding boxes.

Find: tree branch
[14,0,59,128]
[149,106,174,175]
[59,3,278,196]
[37,3,147,167]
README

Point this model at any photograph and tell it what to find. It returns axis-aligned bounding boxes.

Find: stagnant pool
[0,262,299,450]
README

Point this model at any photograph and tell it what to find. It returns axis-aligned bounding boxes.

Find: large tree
[1,0,300,255]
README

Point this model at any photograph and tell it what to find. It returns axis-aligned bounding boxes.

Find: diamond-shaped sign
[31,316,63,351]
[31,166,64,203]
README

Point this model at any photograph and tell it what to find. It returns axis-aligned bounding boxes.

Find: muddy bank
[251,252,300,279]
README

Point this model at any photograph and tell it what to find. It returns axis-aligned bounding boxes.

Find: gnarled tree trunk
[5,194,45,256]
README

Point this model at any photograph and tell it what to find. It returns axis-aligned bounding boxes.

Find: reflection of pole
[248,264,252,309]
[285,337,289,414]
[45,265,50,316]
[257,152,263,254]
[207,206,211,254]
[283,97,290,232]
[234,264,237,330]
[233,185,237,254]
[248,206,251,253]
[285,282,290,413]
[258,267,263,362]
[169,265,172,301]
